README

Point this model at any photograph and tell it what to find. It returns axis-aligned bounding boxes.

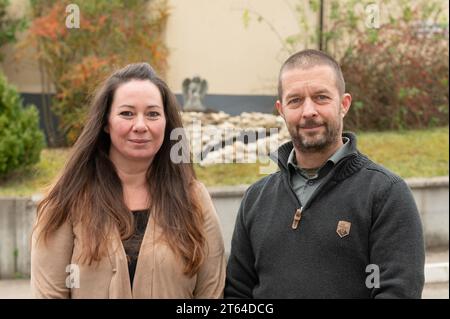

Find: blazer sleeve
[369,178,425,298]
[192,182,226,299]
[31,219,74,299]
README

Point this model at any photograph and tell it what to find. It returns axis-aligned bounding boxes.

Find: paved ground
[423,283,449,299]
[0,279,447,299]
[0,279,31,299]
[1,249,447,299]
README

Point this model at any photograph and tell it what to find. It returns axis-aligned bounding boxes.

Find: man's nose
[302,98,318,118]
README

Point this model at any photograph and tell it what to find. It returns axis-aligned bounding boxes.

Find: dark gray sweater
[225,132,425,299]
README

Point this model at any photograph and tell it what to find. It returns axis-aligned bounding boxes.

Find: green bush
[245,0,448,130]
[0,72,45,177]
[341,9,449,131]
[0,0,27,52]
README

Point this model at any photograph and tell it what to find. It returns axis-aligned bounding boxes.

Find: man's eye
[119,111,133,116]
[316,95,329,101]
[287,98,300,105]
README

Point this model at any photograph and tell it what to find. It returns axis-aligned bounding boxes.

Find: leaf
[242,9,250,28]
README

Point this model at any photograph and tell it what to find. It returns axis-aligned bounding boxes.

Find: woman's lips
[128,139,151,144]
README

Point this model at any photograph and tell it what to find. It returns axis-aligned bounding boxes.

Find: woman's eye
[119,111,133,116]
[147,111,160,117]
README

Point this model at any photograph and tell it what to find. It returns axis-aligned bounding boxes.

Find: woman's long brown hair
[34,63,205,276]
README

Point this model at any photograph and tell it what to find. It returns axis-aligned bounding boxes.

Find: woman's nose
[133,114,148,132]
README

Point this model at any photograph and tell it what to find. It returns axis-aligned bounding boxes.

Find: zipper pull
[291,207,302,229]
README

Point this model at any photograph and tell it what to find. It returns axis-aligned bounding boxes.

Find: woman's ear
[104,124,109,134]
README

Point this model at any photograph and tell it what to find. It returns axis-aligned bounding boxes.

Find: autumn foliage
[26,0,169,144]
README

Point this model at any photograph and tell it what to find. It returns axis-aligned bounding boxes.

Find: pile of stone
[180,111,291,166]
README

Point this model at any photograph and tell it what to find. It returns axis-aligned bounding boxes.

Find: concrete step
[425,248,449,284]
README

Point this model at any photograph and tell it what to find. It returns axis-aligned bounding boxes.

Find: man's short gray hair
[278,49,345,101]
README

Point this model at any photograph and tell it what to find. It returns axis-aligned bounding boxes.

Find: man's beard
[289,118,342,153]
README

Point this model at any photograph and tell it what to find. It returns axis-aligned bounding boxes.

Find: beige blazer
[31,181,226,298]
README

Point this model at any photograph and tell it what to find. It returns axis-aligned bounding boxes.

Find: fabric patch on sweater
[336,220,351,238]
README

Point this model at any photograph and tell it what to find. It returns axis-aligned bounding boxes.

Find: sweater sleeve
[193,182,226,299]
[369,178,425,298]
[224,190,258,298]
[31,219,74,299]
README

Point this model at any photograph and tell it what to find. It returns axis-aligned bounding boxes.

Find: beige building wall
[0,0,43,93]
[0,0,314,95]
[165,0,315,95]
[167,0,449,95]
[1,0,448,96]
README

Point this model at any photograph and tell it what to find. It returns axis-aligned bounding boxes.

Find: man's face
[276,65,351,153]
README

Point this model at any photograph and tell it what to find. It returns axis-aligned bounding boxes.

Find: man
[225,49,425,298]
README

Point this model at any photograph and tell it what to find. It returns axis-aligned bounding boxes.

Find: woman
[31,63,226,298]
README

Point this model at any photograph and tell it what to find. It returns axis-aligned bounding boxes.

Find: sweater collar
[271,132,359,172]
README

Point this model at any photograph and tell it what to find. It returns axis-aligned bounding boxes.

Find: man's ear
[275,100,284,119]
[340,93,352,118]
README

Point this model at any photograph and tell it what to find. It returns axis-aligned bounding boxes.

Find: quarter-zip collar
[271,132,360,173]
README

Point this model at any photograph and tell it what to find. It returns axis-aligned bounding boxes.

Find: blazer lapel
[132,206,156,298]
[107,227,132,298]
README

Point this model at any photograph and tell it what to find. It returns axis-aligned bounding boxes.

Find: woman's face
[106,80,166,164]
